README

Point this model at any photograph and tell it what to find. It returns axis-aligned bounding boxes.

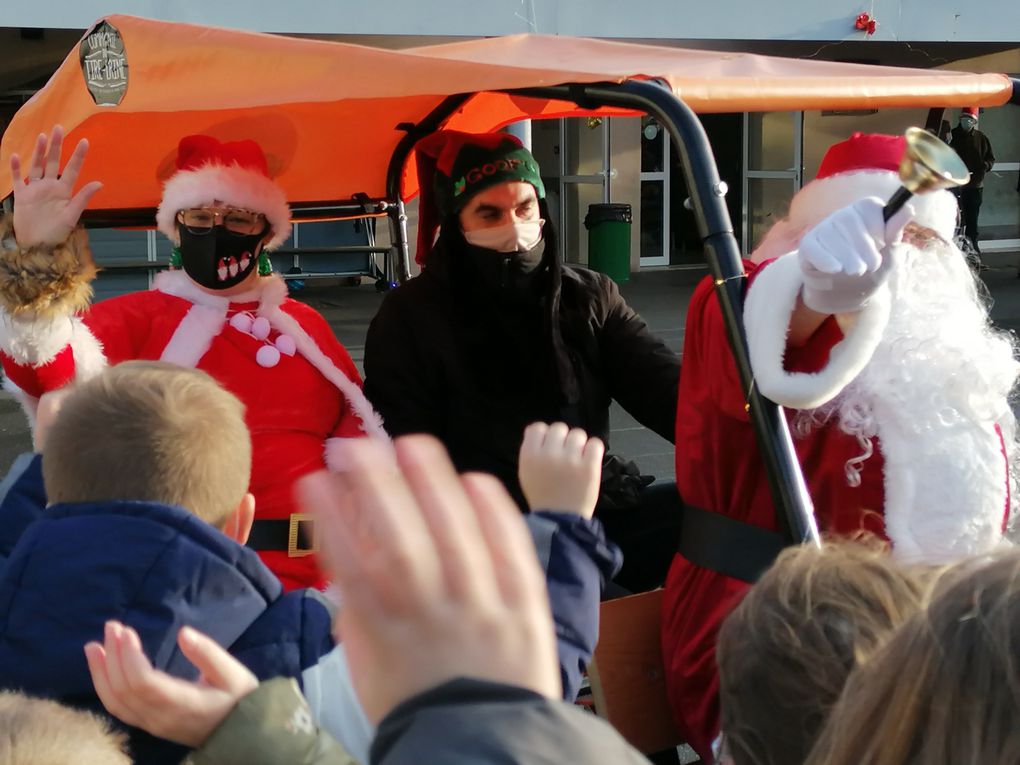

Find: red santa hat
[962,106,979,119]
[155,135,292,249]
[788,132,957,243]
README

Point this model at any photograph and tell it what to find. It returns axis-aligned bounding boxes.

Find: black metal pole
[384,93,474,284]
[505,79,819,546]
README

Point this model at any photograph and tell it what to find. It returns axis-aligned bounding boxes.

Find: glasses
[178,207,267,236]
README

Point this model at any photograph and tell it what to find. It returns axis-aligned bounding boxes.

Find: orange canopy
[0,14,1013,214]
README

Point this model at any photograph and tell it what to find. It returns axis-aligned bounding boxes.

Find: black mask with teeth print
[177,223,265,291]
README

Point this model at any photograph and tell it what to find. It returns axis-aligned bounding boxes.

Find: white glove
[798,197,914,315]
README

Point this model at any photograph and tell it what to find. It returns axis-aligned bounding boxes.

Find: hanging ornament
[854,12,878,35]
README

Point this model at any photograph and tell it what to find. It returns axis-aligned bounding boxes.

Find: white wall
[8,0,1020,42]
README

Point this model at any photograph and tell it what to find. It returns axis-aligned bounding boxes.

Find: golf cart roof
[0,14,1013,215]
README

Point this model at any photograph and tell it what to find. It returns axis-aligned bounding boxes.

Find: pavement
[2,250,1019,480]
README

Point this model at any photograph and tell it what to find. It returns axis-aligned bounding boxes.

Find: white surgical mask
[463,219,545,253]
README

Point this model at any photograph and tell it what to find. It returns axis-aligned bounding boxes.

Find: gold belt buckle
[287,513,317,558]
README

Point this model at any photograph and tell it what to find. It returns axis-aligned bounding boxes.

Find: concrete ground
[2,250,1020,479]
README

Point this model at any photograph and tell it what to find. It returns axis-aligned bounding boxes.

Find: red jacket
[0,271,385,590]
[662,255,1009,760]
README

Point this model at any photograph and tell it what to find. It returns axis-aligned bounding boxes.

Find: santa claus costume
[0,135,385,591]
[661,132,1018,760]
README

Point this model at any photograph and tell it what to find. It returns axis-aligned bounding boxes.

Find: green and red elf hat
[413,130,545,264]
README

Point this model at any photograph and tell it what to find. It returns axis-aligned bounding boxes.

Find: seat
[588,588,686,755]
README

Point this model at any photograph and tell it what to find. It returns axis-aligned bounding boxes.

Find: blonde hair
[0,691,130,765]
[718,539,943,765]
[805,550,1020,765]
[42,361,251,527]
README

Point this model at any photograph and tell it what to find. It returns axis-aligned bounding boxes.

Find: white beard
[796,239,1020,560]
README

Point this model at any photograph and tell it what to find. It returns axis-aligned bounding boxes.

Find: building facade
[2,1,1018,282]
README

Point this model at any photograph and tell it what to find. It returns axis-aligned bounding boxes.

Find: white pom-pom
[251,316,271,340]
[256,344,281,368]
[275,334,297,356]
[229,313,253,333]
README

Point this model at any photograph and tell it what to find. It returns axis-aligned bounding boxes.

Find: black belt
[677,504,786,583]
[246,514,317,557]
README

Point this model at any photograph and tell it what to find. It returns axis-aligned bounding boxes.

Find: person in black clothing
[363,130,682,592]
[950,107,995,254]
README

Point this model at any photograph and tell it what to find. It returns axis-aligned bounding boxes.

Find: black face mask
[177,224,266,291]
[462,237,547,295]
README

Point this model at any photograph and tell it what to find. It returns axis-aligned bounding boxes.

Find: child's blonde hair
[0,691,130,765]
[42,361,251,527]
[805,549,1020,765]
[718,538,943,765]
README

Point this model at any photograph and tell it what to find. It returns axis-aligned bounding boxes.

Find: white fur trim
[790,171,957,242]
[0,311,75,366]
[152,270,387,441]
[68,318,108,382]
[160,304,227,368]
[3,378,38,423]
[152,269,286,310]
[265,308,388,441]
[155,162,292,249]
[744,253,891,410]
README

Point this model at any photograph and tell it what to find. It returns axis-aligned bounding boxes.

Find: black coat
[363,227,680,508]
[950,125,995,187]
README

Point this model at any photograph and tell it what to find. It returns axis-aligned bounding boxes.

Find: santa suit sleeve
[0,292,155,404]
[743,253,892,410]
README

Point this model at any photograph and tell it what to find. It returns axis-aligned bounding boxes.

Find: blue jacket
[0,454,619,760]
[0,489,336,765]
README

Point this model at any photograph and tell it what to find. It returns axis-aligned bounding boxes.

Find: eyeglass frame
[175,206,270,237]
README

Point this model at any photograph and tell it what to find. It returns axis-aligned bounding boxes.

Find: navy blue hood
[0,497,333,764]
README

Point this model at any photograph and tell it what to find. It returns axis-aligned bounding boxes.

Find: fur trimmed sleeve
[0,215,96,320]
[744,253,891,410]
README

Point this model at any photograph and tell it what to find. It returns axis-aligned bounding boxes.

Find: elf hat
[788,132,956,242]
[413,130,546,264]
[155,135,292,249]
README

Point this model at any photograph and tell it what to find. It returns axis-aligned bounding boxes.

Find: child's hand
[298,435,561,724]
[518,422,604,519]
[85,621,258,748]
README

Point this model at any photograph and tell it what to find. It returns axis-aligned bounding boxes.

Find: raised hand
[85,620,258,748]
[10,126,103,247]
[297,435,561,724]
[519,422,604,519]
[798,197,914,315]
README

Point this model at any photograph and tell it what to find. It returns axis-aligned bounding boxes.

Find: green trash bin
[584,203,632,284]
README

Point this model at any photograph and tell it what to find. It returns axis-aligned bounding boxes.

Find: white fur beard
[798,239,1020,560]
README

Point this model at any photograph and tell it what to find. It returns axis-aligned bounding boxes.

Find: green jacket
[188,677,651,765]
[187,678,357,765]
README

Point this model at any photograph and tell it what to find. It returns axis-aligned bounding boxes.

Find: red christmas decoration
[854,12,878,35]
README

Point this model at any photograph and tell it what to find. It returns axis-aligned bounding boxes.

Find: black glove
[595,453,655,513]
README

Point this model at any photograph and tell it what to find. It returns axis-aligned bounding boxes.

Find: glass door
[639,116,670,267]
[742,111,803,254]
[559,117,610,265]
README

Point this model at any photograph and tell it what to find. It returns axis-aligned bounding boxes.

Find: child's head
[806,550,1020,765]
[717,539,939,765]
[0,691,130,765]
[42,361,252,529]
